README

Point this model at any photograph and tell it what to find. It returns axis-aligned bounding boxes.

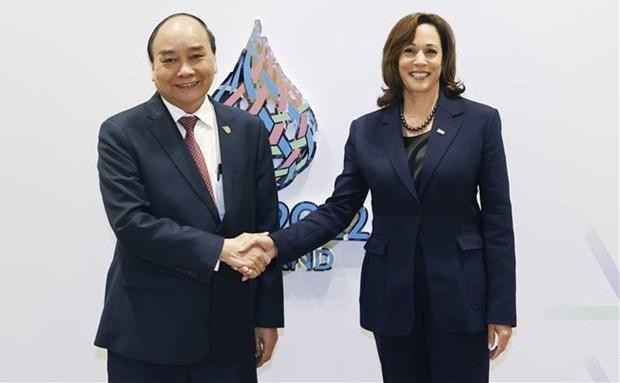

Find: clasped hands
[220,233,277,280]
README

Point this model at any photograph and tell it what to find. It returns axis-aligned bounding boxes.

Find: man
[95,13,282,382]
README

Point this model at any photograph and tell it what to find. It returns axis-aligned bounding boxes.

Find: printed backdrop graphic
[213,20,318,190]
[213,20,370,273]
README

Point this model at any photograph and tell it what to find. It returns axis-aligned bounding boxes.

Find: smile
[409,72,430,79]
[176,81,199,88]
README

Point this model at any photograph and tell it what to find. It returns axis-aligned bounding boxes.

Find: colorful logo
[213,20,318,190]
[213,20,369,271]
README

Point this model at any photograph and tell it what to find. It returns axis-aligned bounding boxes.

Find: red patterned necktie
[178,115,215,201]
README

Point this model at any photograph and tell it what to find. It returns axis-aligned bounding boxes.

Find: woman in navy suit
[244,12,516,382]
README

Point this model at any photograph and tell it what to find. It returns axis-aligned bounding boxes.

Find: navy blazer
[95,94,283,365]
[272,90,516,335]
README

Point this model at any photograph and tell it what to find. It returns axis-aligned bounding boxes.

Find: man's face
[151,16,216,113]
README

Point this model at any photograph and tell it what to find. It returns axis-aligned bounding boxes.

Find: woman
[244,12,516,382]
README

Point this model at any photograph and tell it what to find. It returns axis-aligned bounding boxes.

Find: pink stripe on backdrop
[251,46,265,82]
[297,112,308,137]
[223,84,246,106]
[281,148,300,167]
[277,77,288,111]
[269,123,285,145]
[249,87,268,115]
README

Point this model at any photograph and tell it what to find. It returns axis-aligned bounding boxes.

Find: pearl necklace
[400,101,438,132]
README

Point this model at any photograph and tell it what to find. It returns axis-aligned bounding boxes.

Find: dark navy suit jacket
[271,90,516,335]
[95,94,283,365]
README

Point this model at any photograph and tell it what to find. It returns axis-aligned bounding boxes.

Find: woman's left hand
[487,323,512,360]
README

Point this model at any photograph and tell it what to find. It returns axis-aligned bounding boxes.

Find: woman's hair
[377,13,465,107]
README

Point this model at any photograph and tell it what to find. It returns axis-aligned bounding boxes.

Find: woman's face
[398,23,442,97]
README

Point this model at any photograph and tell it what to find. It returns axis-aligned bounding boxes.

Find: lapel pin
[436,128,445,135]
[222,125,232,134]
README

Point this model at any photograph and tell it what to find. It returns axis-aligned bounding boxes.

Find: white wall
[0,0,617,381]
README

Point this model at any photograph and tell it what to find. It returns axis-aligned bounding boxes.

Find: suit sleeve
[479,109,517,327]
[97,118,222,283]
[253,122,284,327]
[270,120,370,264]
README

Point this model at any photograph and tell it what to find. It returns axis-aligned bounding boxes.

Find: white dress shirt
[161,97,226,219]
[161,97,225,270]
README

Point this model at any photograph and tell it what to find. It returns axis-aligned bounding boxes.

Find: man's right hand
[237,234,278,281]
[220,233,271,278]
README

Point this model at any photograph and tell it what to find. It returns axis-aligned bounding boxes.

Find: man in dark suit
[95,13,282,382]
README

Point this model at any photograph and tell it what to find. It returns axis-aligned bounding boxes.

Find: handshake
[219,233,278,281]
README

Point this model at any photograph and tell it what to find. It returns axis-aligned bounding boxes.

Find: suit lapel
[145,94,221,222]
[380,104,419,202]
[416,92,464,196]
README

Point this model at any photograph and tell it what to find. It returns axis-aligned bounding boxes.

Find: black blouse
[403,130,431,189]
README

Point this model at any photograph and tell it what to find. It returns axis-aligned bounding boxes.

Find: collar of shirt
[160,96,218,133]
[159,95,226,221]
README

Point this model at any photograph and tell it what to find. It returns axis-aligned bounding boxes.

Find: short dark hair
[377,13,465,107]
[147,12,216,63]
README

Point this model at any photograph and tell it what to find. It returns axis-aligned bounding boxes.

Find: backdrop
[0,0,617,381]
